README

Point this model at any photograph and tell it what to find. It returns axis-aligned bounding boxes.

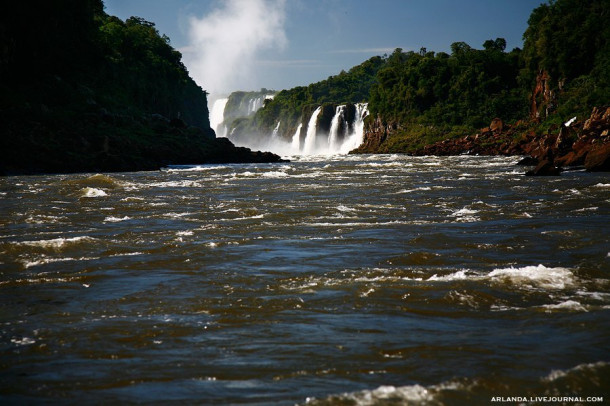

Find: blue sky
[104,0,544,97]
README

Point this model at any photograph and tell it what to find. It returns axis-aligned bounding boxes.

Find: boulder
[517,156,538,166]
[525,160,561,176]
[555,149,588,167]
[584,143,610,172]
[583,106,609,131]
[490,118,503,133]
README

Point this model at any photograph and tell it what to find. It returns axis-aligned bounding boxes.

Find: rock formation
[355,107,609,175]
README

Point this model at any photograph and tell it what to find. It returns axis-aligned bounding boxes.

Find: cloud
[182,0,287,95]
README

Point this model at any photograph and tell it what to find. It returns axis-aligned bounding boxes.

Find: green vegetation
[232,0,608,152]
[521,0,610,119]
[370,42,526,127]
[0,0,279,174]
[231,56,385,139]
[370,0,609,151]
[223,89,275,123]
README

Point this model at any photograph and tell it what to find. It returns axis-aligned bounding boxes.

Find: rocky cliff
[369,107,610,174]
[0,1,283,175]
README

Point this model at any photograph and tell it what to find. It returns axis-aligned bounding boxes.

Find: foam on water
[306,380,465,405]
[489,264,575,290]
[541,300,588,312]
[450,207,480,222]
[262,171,289,178]
[21,256,98,269]
[1,154,608,404]
[165,165,227,172]
[80,187,107,197]
[104,216,131,222]
[15,236,95,251]
[543,361,609,382]
[428,269,475,282]
[11,337,36,346]
[148,180,203,188]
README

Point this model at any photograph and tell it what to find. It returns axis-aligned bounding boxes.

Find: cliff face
[362,107,610,173]
[351,115,397,153]
[530,70,556,121]
[223,91,276,124]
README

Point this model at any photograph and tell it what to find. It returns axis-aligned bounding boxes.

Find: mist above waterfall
[183,0,287,95]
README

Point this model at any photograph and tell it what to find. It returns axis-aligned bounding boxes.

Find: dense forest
[230,56,385,140]
[0,0,280,175]
[232,0,608,155]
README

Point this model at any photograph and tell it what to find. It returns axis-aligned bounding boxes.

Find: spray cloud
[183,0,287,95]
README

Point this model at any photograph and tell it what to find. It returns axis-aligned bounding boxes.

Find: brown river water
[1,154,609,404]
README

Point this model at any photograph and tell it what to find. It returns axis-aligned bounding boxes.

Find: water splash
[328,105,347,150]
[210,98,228,137]
[291,123,303,151]
[303,106,323,155]
[300,103,368,155]
[271,121,281,139]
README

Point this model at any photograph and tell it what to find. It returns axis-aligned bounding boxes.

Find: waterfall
[338,103,369,153]
[291,123,303,151]
[210,98,228,138]
[294,103,368,155]
[303,106,322,154]
[221,100,368,157]
[245,94,275,116]
[271,121,281,138]
[328,105,347,150]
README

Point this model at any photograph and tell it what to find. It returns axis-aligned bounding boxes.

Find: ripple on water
[0,154,608,404]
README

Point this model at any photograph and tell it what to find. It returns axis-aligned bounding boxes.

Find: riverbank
[0,106,284,176]
[353,106,610,175]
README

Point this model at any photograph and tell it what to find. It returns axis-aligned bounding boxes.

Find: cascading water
[223,101,368,156]
[271,121,281,139]
[338,103,369,154]
[297,103,368,155]
[210,98,228,138]
[242,94,275,116]
[328,105,347,150]
[303,106,323,155]
[291,123,303,151]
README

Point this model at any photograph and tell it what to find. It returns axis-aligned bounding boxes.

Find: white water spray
[328,105,347,150]
[303,106,323,155]
[271,121,281,139]
[210,98,228,137]
[291,123,303,151]
[300,103,368,155]
[339,103,369,153]
[223,102,369,156]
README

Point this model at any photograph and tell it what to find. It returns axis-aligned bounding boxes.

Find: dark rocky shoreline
[0,109,285,176]
[360,106,610,175]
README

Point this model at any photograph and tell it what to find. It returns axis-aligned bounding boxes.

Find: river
[1,154,609,404]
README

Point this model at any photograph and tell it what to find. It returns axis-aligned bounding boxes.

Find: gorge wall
[0,1,283,175]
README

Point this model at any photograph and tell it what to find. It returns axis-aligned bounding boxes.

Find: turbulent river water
[1,154,609,404]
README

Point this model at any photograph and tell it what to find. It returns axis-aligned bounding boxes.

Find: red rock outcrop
[530,70,555,121]
[352,114,397,153]
[410,106,610,173]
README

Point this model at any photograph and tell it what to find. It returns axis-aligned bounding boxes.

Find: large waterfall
[210,93,274,138]
[302,106,323,155]
[217,97,369,156]
[297,103,369,155]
